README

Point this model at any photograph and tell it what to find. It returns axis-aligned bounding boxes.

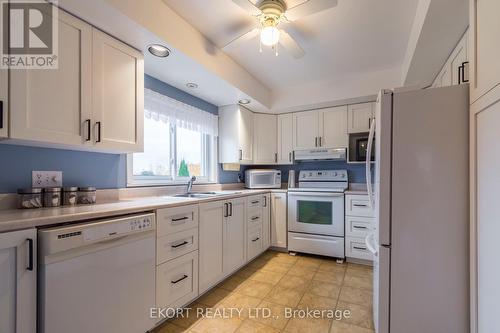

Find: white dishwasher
[38,213,156,333]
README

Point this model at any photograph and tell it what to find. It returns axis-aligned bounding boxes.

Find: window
[128,89,218,186]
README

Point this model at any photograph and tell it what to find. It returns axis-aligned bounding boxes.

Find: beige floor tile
[235,319,281,333]
[294,257,323,269]
[248,258,269,269]
[216,293,262,319]
[343,274,372,290]
[154,322,190,333]
[284,316,332,333]
[235,279,274,298]
[191,316,244,333]
[250,270,285,285]
[169,303,210,330]
[268,255,298,265]
[336,302,374,330]
[313,269,345,285]
[260,261,293,274]
[318,261,347,274]
[219,274,248,292]
[264,286,305,307]
[288,265,317,279]
[236,266,260,279]
[308,281,342,299]
[259,251,279,260]
[297,292,338,311]
[330,321,375,333]
[197,288,231,307]
[346,264,373,278]
[252,300,291,330]
[339,286,372,307]
[276,274,311,291]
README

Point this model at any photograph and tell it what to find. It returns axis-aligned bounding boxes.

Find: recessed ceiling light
[186,82,198,89]
[148,44,170,58]
[238,99,251,105]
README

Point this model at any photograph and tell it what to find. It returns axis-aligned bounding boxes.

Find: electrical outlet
[32,171,63,188]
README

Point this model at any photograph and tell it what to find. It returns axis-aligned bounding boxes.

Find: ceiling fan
[225,0,338,58]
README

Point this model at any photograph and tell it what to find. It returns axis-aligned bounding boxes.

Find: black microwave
[348,133,375,162]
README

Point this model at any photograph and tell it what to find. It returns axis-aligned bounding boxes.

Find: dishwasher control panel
[84,215,154,242]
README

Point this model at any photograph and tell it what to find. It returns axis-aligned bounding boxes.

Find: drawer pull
[353,204,368,207]
[252,237,260,242]
[251,216,260,221]
[251,200,259,204]
[353,226,368,229]
[353,246,367,251]
[171,241,189,248]
[171,274,189,284]
[171,216,189,224]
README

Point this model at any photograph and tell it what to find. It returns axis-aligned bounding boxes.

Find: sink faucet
[187,176,196,194]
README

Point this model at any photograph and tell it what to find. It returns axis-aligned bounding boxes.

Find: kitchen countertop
[345,183,368,195]
[0,189,272,233]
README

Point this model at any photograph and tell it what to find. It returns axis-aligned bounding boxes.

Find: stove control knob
[333,172,338,177]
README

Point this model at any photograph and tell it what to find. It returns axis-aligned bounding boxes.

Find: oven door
[288,191,345,237]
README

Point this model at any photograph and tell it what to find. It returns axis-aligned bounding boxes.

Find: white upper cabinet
[253,113,277,164]
[277,113,294,164]
[7,6,143,153]
[470,0,500,103]
[432,31,469,89]
[293,110,320,150]
[0,69,7,138]
[219,105,254,164]
[348,103,374,134]
[321,106,348,148]
[10,10,92,146]
[92,29,144,153]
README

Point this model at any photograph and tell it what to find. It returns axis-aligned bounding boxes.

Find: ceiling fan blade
[232,0,261,16]
[279,29,305,59]
[285,0,338,21]
[223,27,260,51]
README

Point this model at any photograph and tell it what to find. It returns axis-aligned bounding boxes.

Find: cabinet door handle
[319,137,323,147]
[252,237,260,242]
[84,119,91,141]
[95,121,102,143]
[353,204,368,207]
[251,216,260,221]
[229,202,233,217]
[353,246,367,251]
[0,100,3,129]
[275,153,278,163]
[239,149,243,160]
[26,238,34,271]
[458,64,463,85]
[315,137,318,147]
[263,196,267,207]
[251,200,259,204]
[353,226,368,229]
[461,61,469,83]
[171,274,188,284]
[289,152,292,162]
[171,216,189,223]
[224,203,228,217]
[368,118,371,130]
[171,240,189,248]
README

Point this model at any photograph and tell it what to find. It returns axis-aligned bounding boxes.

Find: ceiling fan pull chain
[259,28,263,53]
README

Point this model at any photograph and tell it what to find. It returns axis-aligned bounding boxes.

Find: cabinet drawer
[157,205,198,236]
[157,228,199,265]
[345,237,373,261]
[346,195,375,217]
[247,195,262,213]
[346,216,374,238]
[247,211,262,228]
[248,225,263,261]
[156,251,199,309]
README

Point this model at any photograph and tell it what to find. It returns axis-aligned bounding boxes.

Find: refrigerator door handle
[366,116,376,208]
[365,233,378,255]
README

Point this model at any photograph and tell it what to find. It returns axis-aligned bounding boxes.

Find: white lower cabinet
[345,194,374,261]
[271,192,287,248]
[156,251,199,310]
[223,198,246,274]
[198,201,225,294]
[0,228,37,333]
[0,69,8,138]
[262,194,271,250]
[247,225,263,261]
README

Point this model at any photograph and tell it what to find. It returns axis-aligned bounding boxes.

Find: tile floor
[153,250,374,333]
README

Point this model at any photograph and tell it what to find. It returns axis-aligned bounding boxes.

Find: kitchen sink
[173,191,242,198]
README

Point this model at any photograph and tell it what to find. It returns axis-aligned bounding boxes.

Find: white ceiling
[163,0,419,91]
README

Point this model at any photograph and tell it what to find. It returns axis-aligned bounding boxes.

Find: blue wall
[0,75,218,194]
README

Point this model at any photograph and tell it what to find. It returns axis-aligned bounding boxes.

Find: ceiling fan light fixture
[260,26,280,47]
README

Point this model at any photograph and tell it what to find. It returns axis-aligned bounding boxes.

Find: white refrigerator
[365,85,469,333]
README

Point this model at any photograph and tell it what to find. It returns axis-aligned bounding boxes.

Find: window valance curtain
[144,88,218,137]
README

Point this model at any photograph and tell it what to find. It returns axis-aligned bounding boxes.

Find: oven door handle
[287,192,344,198]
